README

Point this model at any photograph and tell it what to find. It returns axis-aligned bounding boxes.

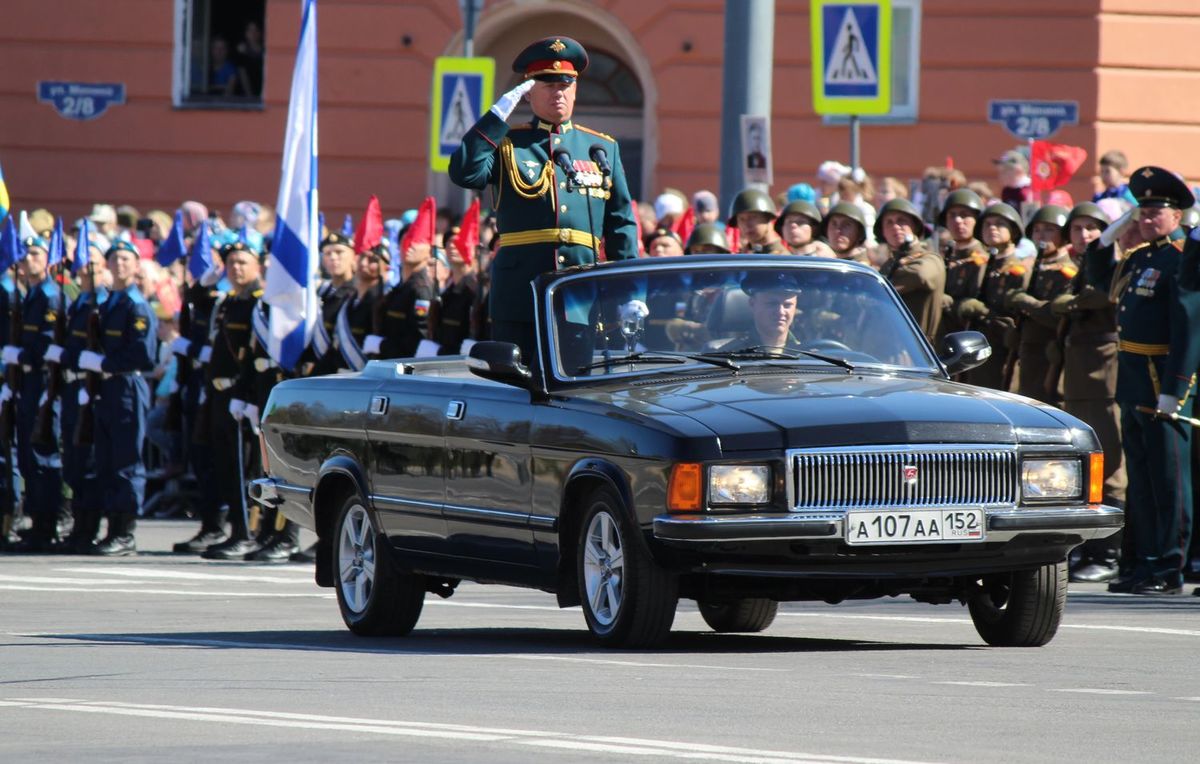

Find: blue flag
[156,209,187,266]
[263,0,319,371]
[0,215,20,272]
[71,218,93,276]
[188,220,213,282]
[48,216,65,268]
[0,161,9,221]
[341,213,353,237]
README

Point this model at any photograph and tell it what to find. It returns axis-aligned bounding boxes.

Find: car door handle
[445,400,465,421]
[369,395,389,416]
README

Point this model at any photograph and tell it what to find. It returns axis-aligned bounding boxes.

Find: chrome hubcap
[582,511,625,627]
[338,505,376,614]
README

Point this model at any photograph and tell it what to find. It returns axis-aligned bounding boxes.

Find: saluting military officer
[201,238,266,561]
[76,240,158,556]
[2,232,64,551]
[937,189,989,342]
[449,36,638,365]
[1085,167,1200,595]
[1003,205,1076,403]
[728,189,788,254]
[876,198,946,343]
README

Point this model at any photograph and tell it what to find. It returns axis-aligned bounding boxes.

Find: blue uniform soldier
[1086,167,1200,594]
[2,233,64,552]
[0,268,18,547]
[78,240,157,556]
[449,35,638,364]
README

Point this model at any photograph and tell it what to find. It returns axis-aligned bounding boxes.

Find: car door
[364,377,449,555]
[441,381,536,569]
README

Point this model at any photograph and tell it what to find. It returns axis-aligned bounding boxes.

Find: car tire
[698,598,778,633]
[967,561,1067,647]
[333,494,424,637]
[577,487,678,648]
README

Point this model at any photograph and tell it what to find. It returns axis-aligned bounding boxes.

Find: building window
[174,0,266,108]
[823,0,921,124]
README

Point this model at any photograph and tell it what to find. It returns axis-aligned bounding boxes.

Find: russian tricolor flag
[264,0,320,371]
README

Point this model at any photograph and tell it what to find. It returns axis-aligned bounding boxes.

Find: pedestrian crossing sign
[430,57,495,172]
[811,0,891,116]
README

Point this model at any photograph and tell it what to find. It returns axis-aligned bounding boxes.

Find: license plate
[845,509,986,545]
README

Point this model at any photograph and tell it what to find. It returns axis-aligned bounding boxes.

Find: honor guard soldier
[821,202,871,265]
[1051,202,1127,582]
[76,240,158,556]
[728,189,788,254]
[937,189,988,342]
[335,240,387,369]
[449,35,638,365]
[302,231,356,375]
[957,203,1031,390]
[1002,205,1076,403]
[56,245,110,553]
[2,233,64,552]
[367,240,438,360]
[0,265,18,548]
[876,198,946,343]
[776,201,834,257]
[434,226,481,355]
[201,237,266,560]
[1085,167,1200,595]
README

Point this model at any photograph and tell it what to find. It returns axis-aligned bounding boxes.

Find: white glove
[489,80,535,120]
[45,344,64,364]
[229,398,246,421]
[79,350,105,373]
[77,388,89,407]
[245,403,260,433]
[620,300,650,323]
[0,385,11,405]
[1,345,21,365]
[1099,208,1136,248]
[170,337,191,356]
[362,334,384,356]
[1157,394,1181,415]
[199,262,224,287]
[198,345,213,364]
[38,391,47,407]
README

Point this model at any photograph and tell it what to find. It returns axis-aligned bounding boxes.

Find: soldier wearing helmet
[938,189,989,341]
[1001,204,1076,403]
[821,202,870,265]
[727,188,787,254]
[875,199,945,343]
[685,223,730,255]
[775,201,834,257]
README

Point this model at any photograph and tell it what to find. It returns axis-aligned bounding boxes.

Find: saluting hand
[490,80,535,121]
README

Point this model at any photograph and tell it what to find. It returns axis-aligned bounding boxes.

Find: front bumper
[653,504,1123,544]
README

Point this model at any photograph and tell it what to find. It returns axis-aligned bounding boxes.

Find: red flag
[726,225,741,253]
[454,199,480,266]
[400,196,437,253]
[1030,141,1087,193]
[672,207,695,248]
[353,195,383,254]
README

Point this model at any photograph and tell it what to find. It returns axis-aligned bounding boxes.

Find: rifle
[1000,315,1023,393]
[74,272,101,446]
[32,268,65,447]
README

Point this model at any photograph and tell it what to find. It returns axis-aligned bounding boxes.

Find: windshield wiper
[701,345,855,372]
[576,350,741,373]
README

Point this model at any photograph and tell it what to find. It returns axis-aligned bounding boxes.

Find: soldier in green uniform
[1003,205,1076,403]
[776,201,834,257]
[685,224,730,255]
[727,189,788,254]
[876,198,945,343]
[958,203,1030,390]
[1085,167,1200,594]
[449,36,638,365]
[821,202,871,265]
[937,189,988,343]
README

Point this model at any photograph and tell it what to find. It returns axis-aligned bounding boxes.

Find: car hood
[566,369,1081,452]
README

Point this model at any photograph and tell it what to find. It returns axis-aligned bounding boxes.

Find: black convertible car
[251,255,1121,648]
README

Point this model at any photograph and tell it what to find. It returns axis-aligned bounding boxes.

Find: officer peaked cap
[513,36,589,83]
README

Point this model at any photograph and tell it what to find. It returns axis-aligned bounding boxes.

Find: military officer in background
[821,203,871,265]
[76,240,157,556]
[1086,167,1200,595]
[2,233,64,551]
[201,238,266,560]
[957,203,1031,390]
[727,189,788,254]
[302,231,356,376]
[1003,205,1076,403]
[776,200,834,257]
[876,198,946,343]
[1051,202,1127,582]
[449,36,638,365]
[937,189,988,342]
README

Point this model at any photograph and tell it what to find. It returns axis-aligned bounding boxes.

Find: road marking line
[0,697,942,764]
[55,566,313,584]
[932,681,1029,688]
[1176,697,1200,702]
[0,585,330,598]
[1049,689,1152,696]
[1060,624,1200,638]
[853,674,919,680]
[777,612,1200,639]
[0,575,183,586]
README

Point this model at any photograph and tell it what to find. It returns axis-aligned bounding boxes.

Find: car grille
[790,446,1018,511]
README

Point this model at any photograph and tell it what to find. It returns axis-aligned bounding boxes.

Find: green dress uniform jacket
[449,111,638,324]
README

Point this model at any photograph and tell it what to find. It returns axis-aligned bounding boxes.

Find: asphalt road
[2,520,1199,763]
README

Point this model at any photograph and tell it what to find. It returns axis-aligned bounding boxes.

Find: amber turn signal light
[1088,452,1104,504]
[668,463,703,512]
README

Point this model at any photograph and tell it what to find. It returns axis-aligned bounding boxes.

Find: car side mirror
[467,341,532,387]
[939,331,992,376]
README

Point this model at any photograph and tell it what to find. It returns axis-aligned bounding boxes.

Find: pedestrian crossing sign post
[810,0,891,116]
[430,56,494,172]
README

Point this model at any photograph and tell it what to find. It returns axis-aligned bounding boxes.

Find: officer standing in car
[449,35,638,365]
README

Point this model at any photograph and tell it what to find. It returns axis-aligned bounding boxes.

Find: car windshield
[547,261,939,380]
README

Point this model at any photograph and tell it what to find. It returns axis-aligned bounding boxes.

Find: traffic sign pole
[850,114,860,172]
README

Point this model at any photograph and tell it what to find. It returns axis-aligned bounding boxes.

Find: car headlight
[1021,458,1081,500]
[709,465,770,505]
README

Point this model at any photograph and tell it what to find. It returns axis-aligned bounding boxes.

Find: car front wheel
[577,487,677,648]
[333,495,424,636]
[967,561,1067,647]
